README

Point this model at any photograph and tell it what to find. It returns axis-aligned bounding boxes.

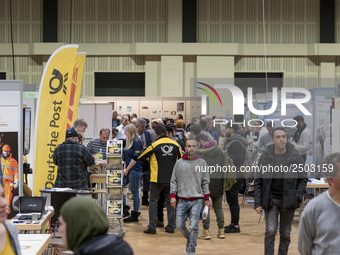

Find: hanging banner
[34,45,78,195]
[66,53,87,130]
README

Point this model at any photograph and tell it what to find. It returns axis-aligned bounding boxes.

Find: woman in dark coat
[59,197,133,255]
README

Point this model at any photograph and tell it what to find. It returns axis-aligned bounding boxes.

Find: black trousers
[225,178,243,225]
[157,190,165,221]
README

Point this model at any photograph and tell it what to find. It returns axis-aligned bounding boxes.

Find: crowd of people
[37,112,339,255]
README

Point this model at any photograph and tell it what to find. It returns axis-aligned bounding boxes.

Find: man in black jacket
[196,134,225,240]
[54,129,95,190]
[136,118,152,206]
[254,127,307,255]
[223,122,249,233]
[112,111,120,128]
[138,125,182,234]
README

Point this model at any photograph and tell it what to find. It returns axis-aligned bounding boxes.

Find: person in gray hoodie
[223,122,249,233]
[195,133,225,240]
[170,139,211,255]
[0,182,21,255]
[298,152,340,255]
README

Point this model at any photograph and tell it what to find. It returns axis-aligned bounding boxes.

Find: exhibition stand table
[306,183,330,189]
[12,209,55,233]
[40,188,92,225]
[19,234,51,255]
[306,180,330,196]
[299,180,330,215]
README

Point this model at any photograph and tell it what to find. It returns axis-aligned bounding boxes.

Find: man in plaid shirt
[53,129,95,190]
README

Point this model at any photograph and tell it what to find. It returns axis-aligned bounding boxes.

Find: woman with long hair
[122,124,144,222]
[0,182,21,254]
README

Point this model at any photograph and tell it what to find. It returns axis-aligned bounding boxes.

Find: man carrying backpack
[223,122,249,233]
[196,133,225,240]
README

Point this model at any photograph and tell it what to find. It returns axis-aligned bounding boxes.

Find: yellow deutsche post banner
[34,45,78,195]
[66,53,87,130]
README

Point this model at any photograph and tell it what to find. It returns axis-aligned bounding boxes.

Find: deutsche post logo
[49,69,68,95]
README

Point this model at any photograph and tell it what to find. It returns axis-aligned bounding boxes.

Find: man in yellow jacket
[1,144,19,214]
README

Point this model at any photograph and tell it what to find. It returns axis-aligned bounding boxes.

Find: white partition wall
[0,80,23,218]
[332,97,340,153]
[312,87,337,169]
[78,104,112,139]
[78,96,201,139]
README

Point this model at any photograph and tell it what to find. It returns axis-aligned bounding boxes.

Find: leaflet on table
[107,170,123,185]
[40,188,72,191]
[107,140,123,155]
[106,156,123,170]
[107,200,122,217]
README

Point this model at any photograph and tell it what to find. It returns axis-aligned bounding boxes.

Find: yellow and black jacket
[137,135,182,183]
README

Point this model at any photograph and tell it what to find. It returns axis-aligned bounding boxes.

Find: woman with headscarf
[0,182,21,255]
[59,197,133,255]
[122,124,144,222]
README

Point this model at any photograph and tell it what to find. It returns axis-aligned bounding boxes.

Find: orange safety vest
[1,153,19,183]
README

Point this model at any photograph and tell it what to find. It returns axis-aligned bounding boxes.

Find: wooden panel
[0,56,43,85]
[58,0,167,43]
[235,56,320,89]
[197,0,319,43]
[336,0,340,43]
[0,0,42,43]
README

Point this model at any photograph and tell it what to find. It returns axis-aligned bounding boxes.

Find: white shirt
[292,127,311,156]
[116,124,126,140]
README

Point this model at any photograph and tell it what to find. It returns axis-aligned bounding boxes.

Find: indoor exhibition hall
[1,0,340,254]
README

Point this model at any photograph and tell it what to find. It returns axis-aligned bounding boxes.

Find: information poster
[0,83,23,220]
[314,101,332,169]
[0,132,19,218]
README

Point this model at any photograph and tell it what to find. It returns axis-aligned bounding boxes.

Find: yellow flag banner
[66,53,87,130]
[34,45,78,195]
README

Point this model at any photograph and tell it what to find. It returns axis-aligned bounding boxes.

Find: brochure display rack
[105,140,125,236]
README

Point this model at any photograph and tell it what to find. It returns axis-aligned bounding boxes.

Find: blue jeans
[123,170,142,212]
[176,199,203,255]
[264,198,295,255]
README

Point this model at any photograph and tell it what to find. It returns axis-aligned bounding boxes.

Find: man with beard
[170,139,210,255]
[195,133,225,240]
[292,115,311,162]
[255,127,307,255]
[223,122,249,233]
